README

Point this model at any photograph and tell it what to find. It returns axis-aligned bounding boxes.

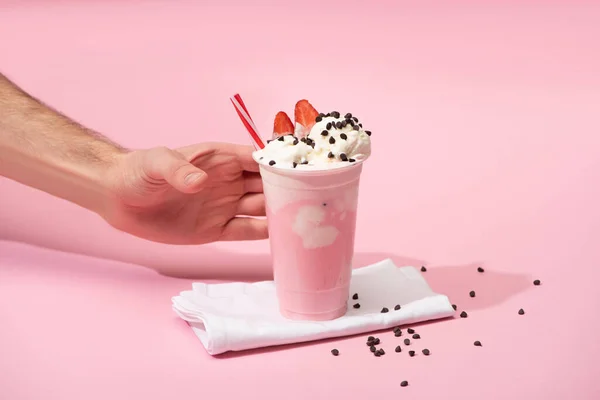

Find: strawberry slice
[273,111,294,138]
[294,100,319,131]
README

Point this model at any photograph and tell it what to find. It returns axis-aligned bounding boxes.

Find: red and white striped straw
[230,94,265,149]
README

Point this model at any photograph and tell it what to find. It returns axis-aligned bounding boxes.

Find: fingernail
[184,172,203,185]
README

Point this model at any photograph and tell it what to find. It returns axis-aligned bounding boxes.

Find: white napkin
[172,259,455,355]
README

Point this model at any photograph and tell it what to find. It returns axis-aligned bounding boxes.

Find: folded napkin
[172,259,455,355]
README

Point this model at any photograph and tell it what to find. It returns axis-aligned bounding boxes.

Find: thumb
[146,147,208,193]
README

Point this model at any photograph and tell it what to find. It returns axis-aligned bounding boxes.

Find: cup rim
[252,153,369,177]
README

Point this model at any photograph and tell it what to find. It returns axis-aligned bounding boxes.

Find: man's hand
[103,143,267,244]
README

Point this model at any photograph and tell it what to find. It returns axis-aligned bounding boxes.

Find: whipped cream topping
[253,113,372,170]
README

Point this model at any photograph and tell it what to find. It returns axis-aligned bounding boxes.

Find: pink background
[1,0,599,399]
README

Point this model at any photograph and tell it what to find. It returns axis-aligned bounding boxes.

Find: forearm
[0,73,125,214]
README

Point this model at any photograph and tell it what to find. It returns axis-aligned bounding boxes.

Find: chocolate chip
[328,152,335,158]
[341,120,348,128]
[331,349,339,356]
[331,111,340,118]
[404,339,410,345]
[374,350,382,357]
[533,279,541,286]
[340,133,348,140]
[316,115,323,122]
[420,266,427,272]
[469,291,476,298]
[412,334,421,339]
[353,125,360,130]
[336,121,343,129]
[365,130,372,136]
[407,328,415,334]
[301,160,309,165]
[477,267,485,273]
[359,123,363,128]
[293,137,299,145]
[347,119,355,127]
[422,349,430,356]
[370,345,376,352]
[395,345,402,353]
[373,338,380,345]
[352,293,359,300]
[259,157,264,160]
[344,113,352,119]
[353,117,358,122]
[518,308,525,315]
[353,303,360,309]
[340,153,348,161]
[400,381,409,387]
[326,113,331,117]
[379,349,385,355]
[318,113,325,117]
[460,311,468,318]
[292,162,298,168]
[268,160,276,166]
[394,330,402,337]
[300,137,306,142]
[394,304,401,310]
[349,158,356,162]
[321,130,328,136]
[367,336,374,341]
[278,136,284,141]
[474,341,482,347]
[408,351,415,357]
[393,327,401,333]
[452,304,457,310]
[329,136,336,144]
[267,139,272,144]
[326,122,332,130]
[381,307,389,313]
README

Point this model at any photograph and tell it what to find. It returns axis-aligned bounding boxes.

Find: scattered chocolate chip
[293,137,299,145]
[373,338,380,345]
[353,303,360,309]
[316,116,323,122]
[395,345,402,353]
[328,152,335,158]
[422,349,430,356]
[344,113,352,119]
[292,162,298,168]
[393,327,401,333]
[381,307,389,313]
[460,311,468,318]
[407,328,415,334]
[326,122,332,130]
[326,113,331,117]
[259,157,264,160]
[518,308,525,315]
[335,121,343,129]
[301,160,309,165]
[268,160,276,166]
[474,341,482,347]
[412,334,421,340]
[395,330,402,337]
[349,158,356,162]
[400,381,409,387]
[365,130,372,136]
[408,351,415,357]
[331,349,339,356]
[469,291,476,298]
[477,267,485,273]
[318,113,325,117]
[404,339,410,345]
[420,266,427,272]
[370,345,376,353]
[374,350,382,357]
[352,293,358,300]
[533,279,541,286]
[359,123,363,128]
[321,130,329,136]
[379,349,385,355]
[340,153,348,161]
[277,136,284,142]
[353,117,359,122]
[329,136,336,144]
[367,336,374,341]
[452,304,457,310]
[340,133,348,140]
[347,119,355,127]
[331,111,340,118]
[394,304,401,310]
[341,120,348,128]
[353,125,360,130]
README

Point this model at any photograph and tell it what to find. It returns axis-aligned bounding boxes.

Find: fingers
[243,173,263,193]
[177,142,260,172]
[236,193,266,216]
[145,147,208,193]
[220,217,269,241]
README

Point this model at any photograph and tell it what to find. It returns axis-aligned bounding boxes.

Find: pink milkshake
[253,100,372,321]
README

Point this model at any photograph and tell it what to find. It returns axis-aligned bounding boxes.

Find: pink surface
[0,0,599,399]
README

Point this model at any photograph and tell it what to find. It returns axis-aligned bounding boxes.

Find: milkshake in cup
[253,100,372,321]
